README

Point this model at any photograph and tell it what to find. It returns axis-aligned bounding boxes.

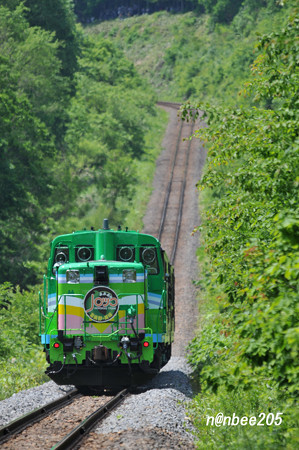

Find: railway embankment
[0,103,205,448]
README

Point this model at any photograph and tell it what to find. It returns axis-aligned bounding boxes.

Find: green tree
[0,66,54,285]
[24,0,79,80]
[197,0,243,22]
[0,5,69,285]
[65,35,156,219]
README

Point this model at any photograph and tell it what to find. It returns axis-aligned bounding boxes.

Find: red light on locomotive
[53,342,60,349]
[143,341,149,348]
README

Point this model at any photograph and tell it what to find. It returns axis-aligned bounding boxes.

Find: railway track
[154,102,196,265]
[157,119,194,264]
[143,101,204,356]
[0,100,202,449]
[156,101,181,109]
[53,389,128,450]
[0,389,79,445]
[0,389,128,449]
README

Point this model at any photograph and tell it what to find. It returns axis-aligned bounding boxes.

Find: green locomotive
[40,220,174,392]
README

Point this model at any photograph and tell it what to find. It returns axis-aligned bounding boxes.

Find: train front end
[40,221,174,390]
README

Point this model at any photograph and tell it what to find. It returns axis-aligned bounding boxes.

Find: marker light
[122,269,136,283]
[53,342,60,349]
[66,269,80,284]
[143,341,149,348]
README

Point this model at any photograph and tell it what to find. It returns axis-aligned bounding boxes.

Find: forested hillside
[0,1,298,448]
[88,0,288,105]
[0,0,165,397]
[0,0,162,288]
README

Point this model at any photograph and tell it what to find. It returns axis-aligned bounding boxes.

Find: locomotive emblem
[84,286,119,323]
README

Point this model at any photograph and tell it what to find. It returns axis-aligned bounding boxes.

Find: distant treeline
[74,0,279,24]
[74,0,193,23]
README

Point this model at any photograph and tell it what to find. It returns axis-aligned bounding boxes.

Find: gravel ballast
[96,357,194,436]
[0,382,74,427]
[0,358,196,449]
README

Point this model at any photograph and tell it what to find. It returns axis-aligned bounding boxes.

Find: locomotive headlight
[66,270,80,284]
[122,269,136,283]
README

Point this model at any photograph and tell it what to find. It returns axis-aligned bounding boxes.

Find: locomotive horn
[103,218,109,230]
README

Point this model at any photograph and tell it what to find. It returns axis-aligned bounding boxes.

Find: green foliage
[73,0,268,25]
[92,3,291,105]
[0,284,48,399]
[24,0,79,81]
[3,1,77,145]
[197,0,243,23]
[196,0,281,25]
[184,8,298,447]
[0,5,59,285]
[0,4,160,288]
[0,4,76,286]
[188,384,299,449]
[64,33,158,224]
[73,1,199,23]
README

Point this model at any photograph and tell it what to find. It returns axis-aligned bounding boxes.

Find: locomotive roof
[50,227,161,247]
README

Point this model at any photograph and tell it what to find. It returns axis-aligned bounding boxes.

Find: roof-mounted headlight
[122,269,136,283]
[66,270,80,284]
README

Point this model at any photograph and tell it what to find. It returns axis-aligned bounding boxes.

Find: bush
[0,284,48,399]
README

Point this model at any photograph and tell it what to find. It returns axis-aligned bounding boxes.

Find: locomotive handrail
[39,287,55,337]
[58,293,85,336]
[39,291,42,335]
[39,277,49,319]
[40,276,55,321]
[40,305,52,320]
[43,274,47,313]
[40,303,59,348]
[153,289,167,348]
[162,289,167,329]
[116,292,146,334]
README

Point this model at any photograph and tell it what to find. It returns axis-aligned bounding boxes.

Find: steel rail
[170,123,194,265]
[158,120,183,242]
[0,388,79,445]
[51,389,128,450]
[157,107,194,264]
[156,101,181,109]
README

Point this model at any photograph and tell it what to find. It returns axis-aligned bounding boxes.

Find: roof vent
[103,218,109,230]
